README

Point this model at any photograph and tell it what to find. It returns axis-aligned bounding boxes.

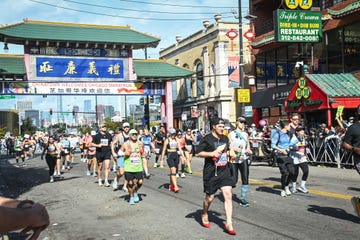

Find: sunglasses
[238,120,246,124]
[131,133,138,137]
[124,126,130,128]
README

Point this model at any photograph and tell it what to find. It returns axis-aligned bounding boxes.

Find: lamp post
[238,0,245,116]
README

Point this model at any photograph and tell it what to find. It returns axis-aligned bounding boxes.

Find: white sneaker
[298,186,309,193]
[61,165,65,170]
[181,172,186,178]
[291,186,297,194]
[112,178,118,190]
[104,180,110,187]
[176,173,179,178]
[153,163,158,168]
[281,190,287,197]
[285,186,292,196]
[50,176,54,183]
[122,186,128,192]
[98,179,103,186]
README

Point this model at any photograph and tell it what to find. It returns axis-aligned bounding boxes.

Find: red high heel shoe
[201,213,210,228]
[224,224,236,235]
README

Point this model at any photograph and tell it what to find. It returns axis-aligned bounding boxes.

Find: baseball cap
[211,117,225,127]
[129,129,138,135]
[169,128,177,135]
[123,122,130,128]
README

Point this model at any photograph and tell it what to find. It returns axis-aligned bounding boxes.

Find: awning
[251,84,293,108]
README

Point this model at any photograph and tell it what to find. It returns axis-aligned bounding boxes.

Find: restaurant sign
[274,9,322,43]
[286,77,322,109]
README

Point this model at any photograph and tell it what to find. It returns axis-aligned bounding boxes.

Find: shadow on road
[185,210,224,229]
[0,154,55,198]
[308,205,360,223]
[255,186,281,196]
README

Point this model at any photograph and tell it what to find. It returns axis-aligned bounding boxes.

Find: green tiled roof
[0,19,160,48]
[0,54,26,75]
[0,54,194,80]
[133,60,194,79]
[327,0,360,17]
[307,73,360,97]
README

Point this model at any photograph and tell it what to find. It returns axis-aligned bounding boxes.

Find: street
[0,152,359,240]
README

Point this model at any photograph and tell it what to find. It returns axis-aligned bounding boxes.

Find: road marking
[159,168,353,200]
[250,179,353,200]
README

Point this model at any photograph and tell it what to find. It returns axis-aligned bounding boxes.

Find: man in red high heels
[195,117,236,235]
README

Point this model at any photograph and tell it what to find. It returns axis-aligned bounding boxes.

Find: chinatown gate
[0,19,193,130]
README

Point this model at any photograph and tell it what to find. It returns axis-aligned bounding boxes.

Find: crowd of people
[1,104,360,237]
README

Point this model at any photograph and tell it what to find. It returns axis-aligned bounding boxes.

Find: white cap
[123,122,130,127]
[169,128,177,134]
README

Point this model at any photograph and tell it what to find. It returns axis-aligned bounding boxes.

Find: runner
[177,130,187,178]
[111,124,131,191]
[140,128,153,178]
[41,136,61,183]
[68,133,78,167]
[92,124,113,187]
[59,134,71,171]
[154,125,167,168]
[342,104,360,217]
[121,129,145,205]
[229,116,252,207]
[184,128,196,174]
[160,128,185,193]
[195,117,236,235]
[14,136,24,166]
[86,131,97,176]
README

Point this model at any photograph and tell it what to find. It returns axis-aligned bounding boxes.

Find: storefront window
[344,22,360,72]
[266,51,276,88]
[327,29,343,73]
[255,53,266,89]
[276,47,288,86]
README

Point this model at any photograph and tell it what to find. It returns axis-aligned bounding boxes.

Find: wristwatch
[17,200,34,208]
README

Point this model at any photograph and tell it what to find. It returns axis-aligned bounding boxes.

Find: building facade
[160,14,253,131]
[250,0,360,125]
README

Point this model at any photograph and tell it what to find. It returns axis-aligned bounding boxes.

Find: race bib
[100,139,109,145]
[130,156,140,165]
[215,153,228,167]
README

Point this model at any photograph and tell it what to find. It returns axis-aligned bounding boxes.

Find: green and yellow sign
[275,9,322,42]
[285,0,313,10]
[295,77,311,99]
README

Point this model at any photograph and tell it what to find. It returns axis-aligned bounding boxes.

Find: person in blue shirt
[271,120,296,197]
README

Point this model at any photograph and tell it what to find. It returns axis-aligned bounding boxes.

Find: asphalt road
[0,152,359,240]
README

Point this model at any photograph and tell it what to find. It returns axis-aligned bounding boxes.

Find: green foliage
[21,117,37,135]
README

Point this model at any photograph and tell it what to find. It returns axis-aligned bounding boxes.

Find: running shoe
[86,170,91,176]
[176,173,179,178]
[129,197,135,205]
[239,199,250,207]
[153,163,158,168]
[281,190,287,197]
[93,172,97,177]
[61,165,65,170]
[133,192,139,203]
[285,186,292,196]
[298,186,309,194]
[351,196,360,217]
[50,176,54,183]
[181,172,186,178]
[98,180,103,187]
[122,186,128,192]
[112,178,118,190]
[104,180,110,187]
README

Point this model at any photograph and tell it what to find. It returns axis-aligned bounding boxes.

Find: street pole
[238,0,245,116]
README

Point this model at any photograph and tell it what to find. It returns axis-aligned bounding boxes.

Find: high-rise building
[104,105,115,119]
[25,110,40,127]
[84,100,92,112]
[16,101,32,121]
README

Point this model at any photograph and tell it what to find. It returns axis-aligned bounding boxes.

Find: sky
[0,0,249,114]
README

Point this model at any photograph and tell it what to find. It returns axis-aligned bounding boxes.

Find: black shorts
[96,151,112,163]
[15,150,23,157]
[125,172,144,181]
[166,152,179,168]
[87,154,96,159]
[203,165,235,195]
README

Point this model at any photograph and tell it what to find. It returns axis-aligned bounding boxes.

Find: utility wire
[29,0,235,21]
[61,0,231,15]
